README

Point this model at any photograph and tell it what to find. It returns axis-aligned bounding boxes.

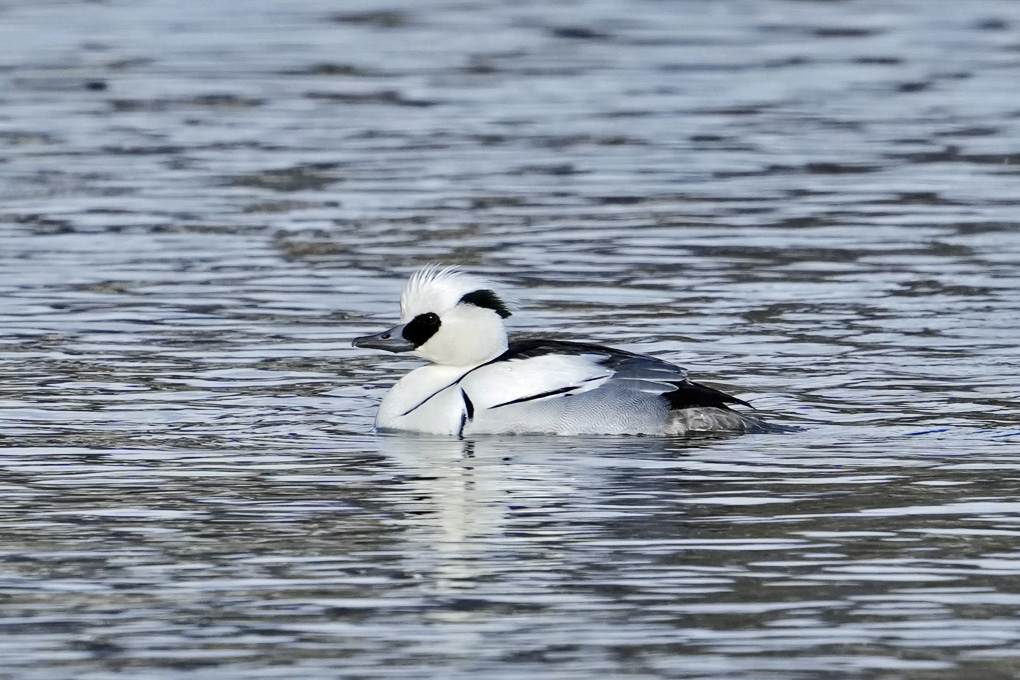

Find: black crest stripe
[459,289,511,318]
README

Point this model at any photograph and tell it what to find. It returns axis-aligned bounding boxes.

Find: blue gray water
[2,0,1020,677]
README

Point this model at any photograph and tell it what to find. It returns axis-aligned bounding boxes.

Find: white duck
[353,265,770,436]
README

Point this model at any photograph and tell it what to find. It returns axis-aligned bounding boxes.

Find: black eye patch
[402,312,441,346]
[459,289,511,318]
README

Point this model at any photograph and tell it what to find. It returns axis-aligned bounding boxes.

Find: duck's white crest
[398,265,510,322]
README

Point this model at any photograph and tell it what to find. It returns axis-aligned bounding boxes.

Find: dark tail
[663,380,751,411]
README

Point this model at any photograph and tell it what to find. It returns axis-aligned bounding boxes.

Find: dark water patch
[331,10,412,29]
[657,62,749,73]
[812,27,883,38]
[277,239,352,260]
[153,223,274,235]
[283,63,383,77]
[100,144,187,157]
[548,26,612,41]
[305,90,438,107]
[242,200,337,214]
[529,134,642,149]
[0,130,59,145]
[227,164,342,192]
[935,126,1000,138]
[873,191,954,206]
[713,162,880,178]
[699,104,774,117]
[893,280,997,299]
[7,214,76,234]
[975,18,1010,31]
[890,147,1020,168]
[953,222,1020,234]
[897,81,933,93]
[109,95,264,112]
[802,162,881,175]
[757,24,885,38]
[511,163,578,177]
[853,56,903,65]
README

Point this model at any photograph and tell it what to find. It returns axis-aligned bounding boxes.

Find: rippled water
[2,0,1020,677]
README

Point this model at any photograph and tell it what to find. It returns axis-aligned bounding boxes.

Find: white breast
[375,364,473,435]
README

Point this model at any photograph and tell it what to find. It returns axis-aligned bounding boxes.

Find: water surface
[2,0,1020,677]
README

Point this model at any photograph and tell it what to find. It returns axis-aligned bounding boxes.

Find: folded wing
[461,339,747,415]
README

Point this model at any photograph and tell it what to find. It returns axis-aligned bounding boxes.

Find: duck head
[353,265,512,367]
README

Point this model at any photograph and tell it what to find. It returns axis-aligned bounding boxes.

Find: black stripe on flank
[490,384,582,409]
[459,289,511,318]
[401,381,451,417]
[457,389,475,438]
[402,312,441,347]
